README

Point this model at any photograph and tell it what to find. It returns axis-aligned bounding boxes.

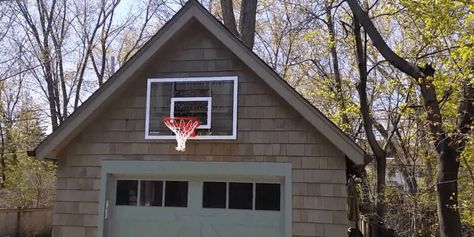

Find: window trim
[145,76,238,140]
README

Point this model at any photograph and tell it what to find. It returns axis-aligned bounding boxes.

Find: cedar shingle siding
[51,21,349,237]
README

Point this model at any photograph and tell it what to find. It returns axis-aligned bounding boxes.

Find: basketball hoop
[163,117,200,151]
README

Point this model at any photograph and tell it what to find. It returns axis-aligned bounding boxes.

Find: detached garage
[30,1,367,237]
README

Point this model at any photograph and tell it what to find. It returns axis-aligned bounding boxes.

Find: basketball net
[163,117,200,151]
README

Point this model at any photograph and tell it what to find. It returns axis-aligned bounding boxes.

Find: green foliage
[3,155,56,208]
[459,139,474,229]
[385,185,439,236]
[395,0,474,231]
[0,90,56,208]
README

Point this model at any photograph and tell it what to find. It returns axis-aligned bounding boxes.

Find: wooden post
[16,207,21,237]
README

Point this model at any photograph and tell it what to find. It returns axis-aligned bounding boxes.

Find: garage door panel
[111,209,193,237]
[115,206,192,217]
[199,212,282,237]
[110,219,184,237]
[106,177,285,237]
[199,209,281,224]
[206,223,281,237]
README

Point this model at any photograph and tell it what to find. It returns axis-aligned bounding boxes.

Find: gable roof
[31,0,366,165]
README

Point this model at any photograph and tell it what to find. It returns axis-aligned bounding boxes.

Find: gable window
[145,77,238,140]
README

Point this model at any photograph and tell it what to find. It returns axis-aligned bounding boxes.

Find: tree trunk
[353,16,386,224]
[437,143,461,237]
[50,2,69,121]
[373,122,419,194]
[220,0,238,36]
[0,122,4,188]
[325,3,350,129]
[239,0,257,49]
[419,78,464,237]
[43,57,59,130]
[220,0,256,49]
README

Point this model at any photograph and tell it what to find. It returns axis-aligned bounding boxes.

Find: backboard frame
[145,76,238,140]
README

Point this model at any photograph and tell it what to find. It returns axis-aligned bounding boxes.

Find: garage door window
[202,181,280,211]
[116,180,138,206]
[140,181,163,206]
[165,181,188,207]
[116,180,188,207]
[229,182,253,209]
[255,183,280,211]
[203,182,226,208]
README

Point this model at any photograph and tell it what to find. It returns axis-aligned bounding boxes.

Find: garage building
[31,1,367,236]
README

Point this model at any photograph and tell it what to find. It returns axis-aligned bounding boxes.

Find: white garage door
[106,178,284,237]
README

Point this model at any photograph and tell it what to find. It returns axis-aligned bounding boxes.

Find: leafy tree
[4,155,56,208]
[0,80,55,208]
[248,0,474,236]
[347,0,474,236]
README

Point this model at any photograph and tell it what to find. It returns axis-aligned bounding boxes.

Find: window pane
[255,183,280,211]
[229,182,253,210]
[203,182,226,208]
[140,181,163,206]
[116,180,138,206]
[165,181,188,207]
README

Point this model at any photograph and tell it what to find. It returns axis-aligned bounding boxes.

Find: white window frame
[170,97,212,129]
[145,76,238,140]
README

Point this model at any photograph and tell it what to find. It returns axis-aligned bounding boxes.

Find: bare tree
[110,0,168,73]
[4,0,168,130]
[72,0,121,109]
[14,0,63,129]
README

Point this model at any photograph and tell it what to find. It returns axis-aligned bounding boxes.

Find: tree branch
[346,0,424,79]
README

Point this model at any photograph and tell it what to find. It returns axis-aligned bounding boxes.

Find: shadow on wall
[0,208,53,237]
